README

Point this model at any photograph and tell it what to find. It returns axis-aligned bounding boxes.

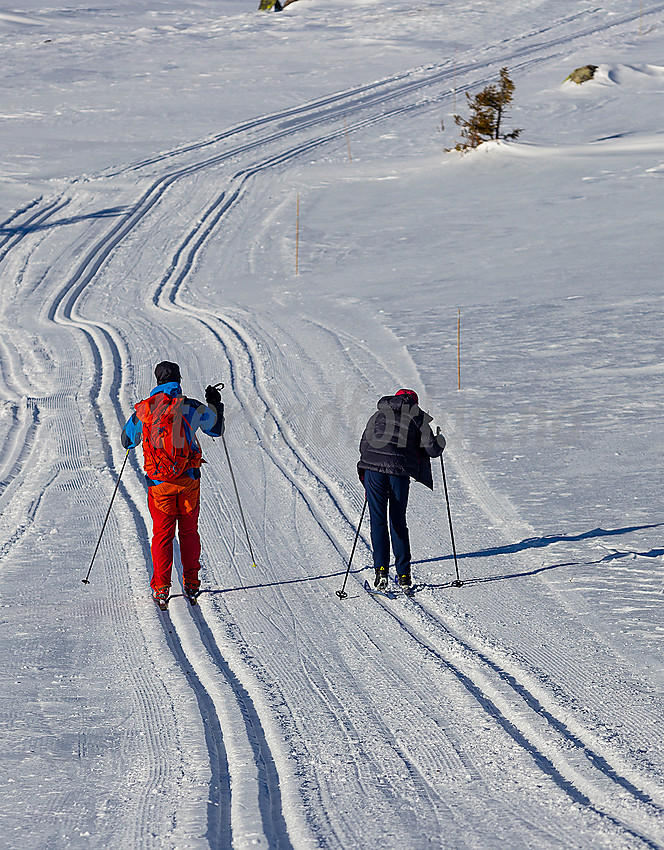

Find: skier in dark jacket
[357,389,445,589]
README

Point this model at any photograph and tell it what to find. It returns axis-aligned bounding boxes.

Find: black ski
[363,578,416,598]
[364,579,398,597]
[392,574,416,596]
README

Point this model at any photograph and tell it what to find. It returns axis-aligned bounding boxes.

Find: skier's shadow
[190,523,662,597]
[195,567,361,598]
[414,522,662,566]
[412,521,663,590]
[192,562,563,597]
[0,206,127,235]
[597,546,664,562]
[420,559,574,590]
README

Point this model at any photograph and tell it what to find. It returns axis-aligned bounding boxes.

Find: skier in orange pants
[122,361,223,609]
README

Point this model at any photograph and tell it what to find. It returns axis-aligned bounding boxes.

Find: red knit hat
[396,388,418,405]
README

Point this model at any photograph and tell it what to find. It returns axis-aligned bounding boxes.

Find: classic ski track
[115,339,302,844]
[174,598,296,850]
[144,604,233,850]
[0,196,71,537]
[2,5,663,847]
[364,591,664,850]
[411,596,664,813]
[0,197,44,238]
[0,398,38,498]
[107,2,664,180]
[0,179,273,848]
[48,303,289,844]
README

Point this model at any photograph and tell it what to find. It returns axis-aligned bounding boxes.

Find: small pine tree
[447,68,523,153]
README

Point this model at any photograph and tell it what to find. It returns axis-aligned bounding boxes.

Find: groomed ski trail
[2,6,664,847]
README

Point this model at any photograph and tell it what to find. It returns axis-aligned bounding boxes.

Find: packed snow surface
[1,1,664,848]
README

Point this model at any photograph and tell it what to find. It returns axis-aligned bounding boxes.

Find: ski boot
[397,571,412,588]
[184,583,200,606]
[374,566,389,590]
[152,586,170,611]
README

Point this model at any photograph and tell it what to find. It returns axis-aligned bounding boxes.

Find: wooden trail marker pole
[295,194,300,275]
[344,117,353,162]
[457,308,461,390]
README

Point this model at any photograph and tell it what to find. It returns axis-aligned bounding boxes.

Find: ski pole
[209,380,257,567]
[336,496,367,600]
[221,432,258,568]
[440,453,463,587]
[82,448,130,585]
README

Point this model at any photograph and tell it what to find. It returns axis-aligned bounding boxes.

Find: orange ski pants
[148,477,201,591]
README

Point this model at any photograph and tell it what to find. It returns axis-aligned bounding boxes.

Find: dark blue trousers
[363,470,411,576]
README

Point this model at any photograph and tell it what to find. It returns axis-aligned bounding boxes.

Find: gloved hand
[436,426,446,451]
[205,384,222,408]
[357,466,366,485]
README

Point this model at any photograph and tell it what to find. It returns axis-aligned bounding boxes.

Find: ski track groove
[150,606,233,850]
[200,591,348,850]
[179,601,295,850]
[416,595,664,809]
[0,398,39,498]
[0,197,70,266]
[0,196,43,234]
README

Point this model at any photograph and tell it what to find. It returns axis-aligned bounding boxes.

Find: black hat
[154,361,181,385]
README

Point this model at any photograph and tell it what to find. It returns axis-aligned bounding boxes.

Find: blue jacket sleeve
[121,413,143,448]
[200,402,224,438]
[187,398,224,438]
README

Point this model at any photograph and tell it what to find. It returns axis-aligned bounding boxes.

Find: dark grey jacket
[357,395,445,490]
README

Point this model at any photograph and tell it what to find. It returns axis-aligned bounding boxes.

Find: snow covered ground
[1,1,664,847]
